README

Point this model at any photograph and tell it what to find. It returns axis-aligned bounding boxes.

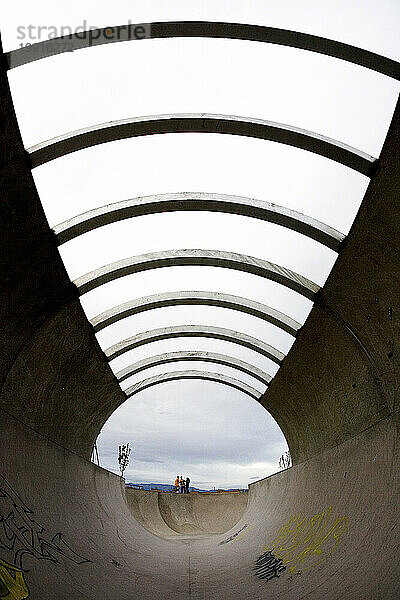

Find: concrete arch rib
[91,290,301,337]
[28,113,375,175]
[116,351,272,386]
[55,192,345,251]
[74,249,320,300]
[6,21,400,79]
[124,370,262,401]
[105,325,285,365]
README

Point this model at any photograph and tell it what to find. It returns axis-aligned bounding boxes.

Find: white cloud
[97,380,287,489]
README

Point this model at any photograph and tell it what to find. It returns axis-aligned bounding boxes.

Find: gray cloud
[97,380,288,488]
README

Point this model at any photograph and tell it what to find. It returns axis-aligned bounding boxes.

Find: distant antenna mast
[92,441,100,466]
[118,443,132,477]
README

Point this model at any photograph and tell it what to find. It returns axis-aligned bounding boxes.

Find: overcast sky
[2,1,399,489]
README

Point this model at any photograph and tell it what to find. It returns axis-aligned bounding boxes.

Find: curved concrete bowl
[125,488,248,537]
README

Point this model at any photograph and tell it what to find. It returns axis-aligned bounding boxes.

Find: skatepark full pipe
[0,25,399,599]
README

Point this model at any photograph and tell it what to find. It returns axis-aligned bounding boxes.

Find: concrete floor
[0,407,398,599]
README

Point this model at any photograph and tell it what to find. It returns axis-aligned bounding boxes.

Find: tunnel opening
[95,379,290,537]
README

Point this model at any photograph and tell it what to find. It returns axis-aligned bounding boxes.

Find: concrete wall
[0,41,125,458]
[261,98,399,463]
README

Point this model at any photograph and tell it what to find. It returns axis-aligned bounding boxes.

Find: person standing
[185,476,190,494]
[179,475,185,493]
[174,475,180,493]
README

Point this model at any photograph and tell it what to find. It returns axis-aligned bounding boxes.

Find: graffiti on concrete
[0,476,90,569]
[0,474,90,597]
[219,524,250,546]
[0,557,29,600]
[255,506,348,579]
[254,550,286,581]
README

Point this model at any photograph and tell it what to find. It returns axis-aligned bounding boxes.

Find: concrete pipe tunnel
[0,19,400,600]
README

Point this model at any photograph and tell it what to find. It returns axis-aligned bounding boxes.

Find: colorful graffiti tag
[0,558,29,600]
[0,474,90,597]
[255,506,348,580]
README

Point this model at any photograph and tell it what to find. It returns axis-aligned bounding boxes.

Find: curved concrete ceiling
[74,249,320,299]
[116,350,272,386]
[54,192,345,251]
[28,113,376,175]
[124,369,262,401]
[105,325,285,365]
[91,291,301,337]
[6,21,400,79]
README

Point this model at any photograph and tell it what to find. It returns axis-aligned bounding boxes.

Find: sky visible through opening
[2,1,399,489]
